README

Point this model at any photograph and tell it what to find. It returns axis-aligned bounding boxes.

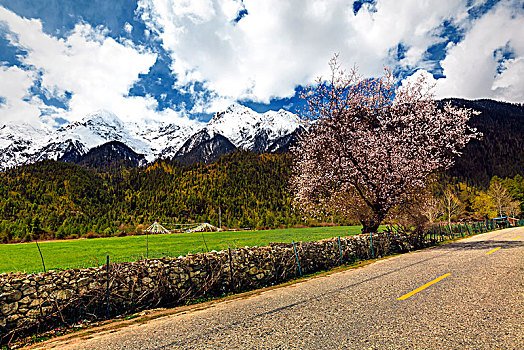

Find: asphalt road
[37,227,523,350]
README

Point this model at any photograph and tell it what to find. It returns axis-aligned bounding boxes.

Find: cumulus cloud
[136,0,489,106]
[0,65,47,124]
[0,5,197,126]
[1,0,523,129]
[430,1,524,103]
[124,22,133,34]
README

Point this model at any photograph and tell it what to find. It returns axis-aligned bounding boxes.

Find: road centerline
[485,247,501,255]
[397,273,452,301]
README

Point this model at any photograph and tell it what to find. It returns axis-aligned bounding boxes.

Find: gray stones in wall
[0,231,426,344]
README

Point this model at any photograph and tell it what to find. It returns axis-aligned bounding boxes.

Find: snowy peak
[0,122,50,149]
[78,110,123,128]
[0,122,51,170]
[209,103,253,123]
[58,110,128,147]
[0,104,304,171]
[207,104,304,152]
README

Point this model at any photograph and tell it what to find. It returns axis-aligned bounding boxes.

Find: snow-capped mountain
[52,110,155,160]
[0,122,51,170]
[209,104,303,152]
[0,104,305,171]
[174,104,305,158]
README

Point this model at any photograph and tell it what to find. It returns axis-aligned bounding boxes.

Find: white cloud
[0,6,198,127]
[137,0,493,105]
[1,0,523,130]
[124,22,133,34]
[0,65,47,125]
[429,1,524,103]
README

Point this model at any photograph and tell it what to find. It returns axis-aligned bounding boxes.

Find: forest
[0,149,522,243]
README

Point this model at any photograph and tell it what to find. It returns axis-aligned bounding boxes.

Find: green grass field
[0,226,367,273]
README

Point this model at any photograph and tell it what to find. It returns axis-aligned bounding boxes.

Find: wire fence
[2,218,523,346]
[13,219,524,274]
[425,219,524,242]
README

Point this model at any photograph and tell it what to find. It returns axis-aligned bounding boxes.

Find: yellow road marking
[485,247,501,255]
[397,273,452,301]
[512,236,520,240]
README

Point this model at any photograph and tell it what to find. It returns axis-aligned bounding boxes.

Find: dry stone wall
[0,231,427,343]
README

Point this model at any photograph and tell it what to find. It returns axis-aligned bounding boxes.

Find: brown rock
[77,277,90,287]
[1,290,22,302]
[51,289,72,300]
[29,298,43,308]
[19,296,31,304]
[1,302,18,316]
[26,308,41,318]
[22,286,36,296]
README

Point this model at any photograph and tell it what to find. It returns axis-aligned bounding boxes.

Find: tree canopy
[292,55,480,233]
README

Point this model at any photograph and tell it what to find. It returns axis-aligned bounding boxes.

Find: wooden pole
[35,239,46,273]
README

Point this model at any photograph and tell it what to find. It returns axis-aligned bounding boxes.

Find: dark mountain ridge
[174,130,237,165]
[72,141,147,170]
[444,98,524,186]
[0,98,521,185]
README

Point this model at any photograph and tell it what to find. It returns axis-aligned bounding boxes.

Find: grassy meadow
[0,226,367,273]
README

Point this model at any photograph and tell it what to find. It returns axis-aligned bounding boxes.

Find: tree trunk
[361,220,381,234]
[360,205,388,234]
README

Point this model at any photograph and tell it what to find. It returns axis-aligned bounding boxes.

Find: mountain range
[0,99,523,185]
[0,104,305,171]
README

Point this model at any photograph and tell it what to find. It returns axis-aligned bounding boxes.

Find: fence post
[35,239,46,273]
[228,248,234,291]
[370,232,375,259]
[106,255,110,320]
[338,236,343,265]
[292,240,302,276]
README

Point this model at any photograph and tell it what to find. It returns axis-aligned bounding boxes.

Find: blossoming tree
[292,55,479,233]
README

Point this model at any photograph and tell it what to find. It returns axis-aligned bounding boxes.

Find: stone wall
[0,231,427,343]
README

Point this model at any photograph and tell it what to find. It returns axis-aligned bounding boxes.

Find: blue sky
[0,0,522,127]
